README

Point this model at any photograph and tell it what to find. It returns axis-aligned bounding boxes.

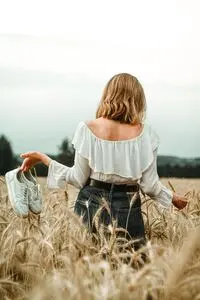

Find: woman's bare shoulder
[85,118,111,139]
[85,118,104,129]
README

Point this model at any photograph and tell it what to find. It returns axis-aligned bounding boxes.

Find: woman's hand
[172,193,188,210]
[20,151,52,172]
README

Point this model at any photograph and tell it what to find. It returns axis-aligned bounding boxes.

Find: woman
[20,73,187,247]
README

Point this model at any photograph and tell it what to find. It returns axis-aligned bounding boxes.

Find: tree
[0,135,14,175]
[57,138,75,167]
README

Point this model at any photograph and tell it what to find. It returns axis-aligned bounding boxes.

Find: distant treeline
[157,156,200,178]
[0,135,200,178]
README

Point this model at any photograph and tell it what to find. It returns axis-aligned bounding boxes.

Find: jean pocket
[116,206,145,239]
[126,191,141,208]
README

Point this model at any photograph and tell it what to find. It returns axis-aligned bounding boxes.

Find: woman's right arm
[20,151,91,189]
[139,150,187,209]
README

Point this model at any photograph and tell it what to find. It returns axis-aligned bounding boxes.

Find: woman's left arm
[20,151,91,189]
[139,150,187,209]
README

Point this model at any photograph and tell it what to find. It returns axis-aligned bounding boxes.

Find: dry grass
[0,177,200,300]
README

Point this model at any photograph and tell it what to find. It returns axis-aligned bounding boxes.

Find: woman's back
[86,117,144,142]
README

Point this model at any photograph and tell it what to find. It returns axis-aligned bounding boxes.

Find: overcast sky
[0,0,199,158]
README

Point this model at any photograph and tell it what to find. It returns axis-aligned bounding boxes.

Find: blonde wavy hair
[96,73,146,124]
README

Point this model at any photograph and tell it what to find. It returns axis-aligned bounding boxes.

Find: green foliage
[157,156,200,178]
[0,135,14,175]
[57,138,75,167]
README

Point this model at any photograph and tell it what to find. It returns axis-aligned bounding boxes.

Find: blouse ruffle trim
[72,121,160,179]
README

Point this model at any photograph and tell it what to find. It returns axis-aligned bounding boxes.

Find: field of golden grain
[0,177,200,300]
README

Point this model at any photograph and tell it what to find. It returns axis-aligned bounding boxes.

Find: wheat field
[0,177,200,300]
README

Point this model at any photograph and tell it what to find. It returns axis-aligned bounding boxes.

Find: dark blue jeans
[74,183,146,249]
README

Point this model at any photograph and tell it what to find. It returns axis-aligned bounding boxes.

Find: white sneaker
[5,168,29,218]
[21,170,42,214]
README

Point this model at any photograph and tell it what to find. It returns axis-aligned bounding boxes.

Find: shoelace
[32,167,38,181]
[32,184,41,201]
[17,185,29,205]
[30,168,41,201]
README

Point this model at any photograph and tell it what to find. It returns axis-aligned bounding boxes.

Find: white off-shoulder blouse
[47,121,173,208]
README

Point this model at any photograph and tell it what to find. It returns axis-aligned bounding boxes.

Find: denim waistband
[88,179,139,193]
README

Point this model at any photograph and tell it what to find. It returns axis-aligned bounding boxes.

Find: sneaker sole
[29,207,41,215]
[5,173,29,218]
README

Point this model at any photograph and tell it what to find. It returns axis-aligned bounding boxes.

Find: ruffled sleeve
[139,128,173,208]
[47,152,91,189]
[148,125,160,151]
[47,131,91,190]
[71,122,90,159]
[139,149,173,208]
